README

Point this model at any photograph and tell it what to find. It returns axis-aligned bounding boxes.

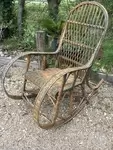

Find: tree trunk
[18,0,25,37]
[47,0,61,21]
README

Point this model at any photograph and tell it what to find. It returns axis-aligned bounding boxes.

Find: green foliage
[100,39,113,72]
[39,17,64,37]
[92,39,113,73]
[2,36,22,51]
[99,0,113,36]
[19,3,47,49]
[0,0,15,24]
[21,24,37,49]
[59,0,78,19]
[0,0,17,36]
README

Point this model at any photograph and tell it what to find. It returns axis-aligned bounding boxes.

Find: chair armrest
[36,64,90,101]
[19,51,58,56]
[2,51,58,87]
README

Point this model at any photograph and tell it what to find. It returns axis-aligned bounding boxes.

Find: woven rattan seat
[25,68,81,97]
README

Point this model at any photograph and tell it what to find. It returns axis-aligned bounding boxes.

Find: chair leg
[86,74,104,90]
[87,79,104,99]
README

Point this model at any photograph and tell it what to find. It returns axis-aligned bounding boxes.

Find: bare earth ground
[0,66,113,150]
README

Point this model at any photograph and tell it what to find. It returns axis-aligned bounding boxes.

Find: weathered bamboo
[2,1,109,129]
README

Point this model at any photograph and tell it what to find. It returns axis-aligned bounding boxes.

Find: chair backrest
[57,1,108,68]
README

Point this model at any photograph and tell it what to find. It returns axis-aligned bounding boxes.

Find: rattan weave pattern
[58,1,108,68]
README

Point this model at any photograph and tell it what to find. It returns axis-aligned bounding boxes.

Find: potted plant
[39,16,64,51]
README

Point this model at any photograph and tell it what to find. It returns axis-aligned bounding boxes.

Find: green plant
[39,17,65,38]
[92,39,113,73]
[20,24,37,49]
[19,3,48,49]
[0,0,17,37]
[100,39,113,72]
[0,0,14,24]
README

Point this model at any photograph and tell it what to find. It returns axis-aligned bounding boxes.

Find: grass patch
[93,38,113,73]
[101,38,113,72]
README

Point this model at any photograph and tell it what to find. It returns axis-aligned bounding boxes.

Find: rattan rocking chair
[2,1,108,129]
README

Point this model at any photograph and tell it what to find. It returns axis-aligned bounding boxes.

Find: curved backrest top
[70,1,108,28]
[57,1,108,68]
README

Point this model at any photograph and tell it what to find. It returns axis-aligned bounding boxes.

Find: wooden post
[36,31,46,52]
[36,31,47,69]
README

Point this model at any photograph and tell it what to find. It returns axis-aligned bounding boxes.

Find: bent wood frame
[2,1,108,129]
